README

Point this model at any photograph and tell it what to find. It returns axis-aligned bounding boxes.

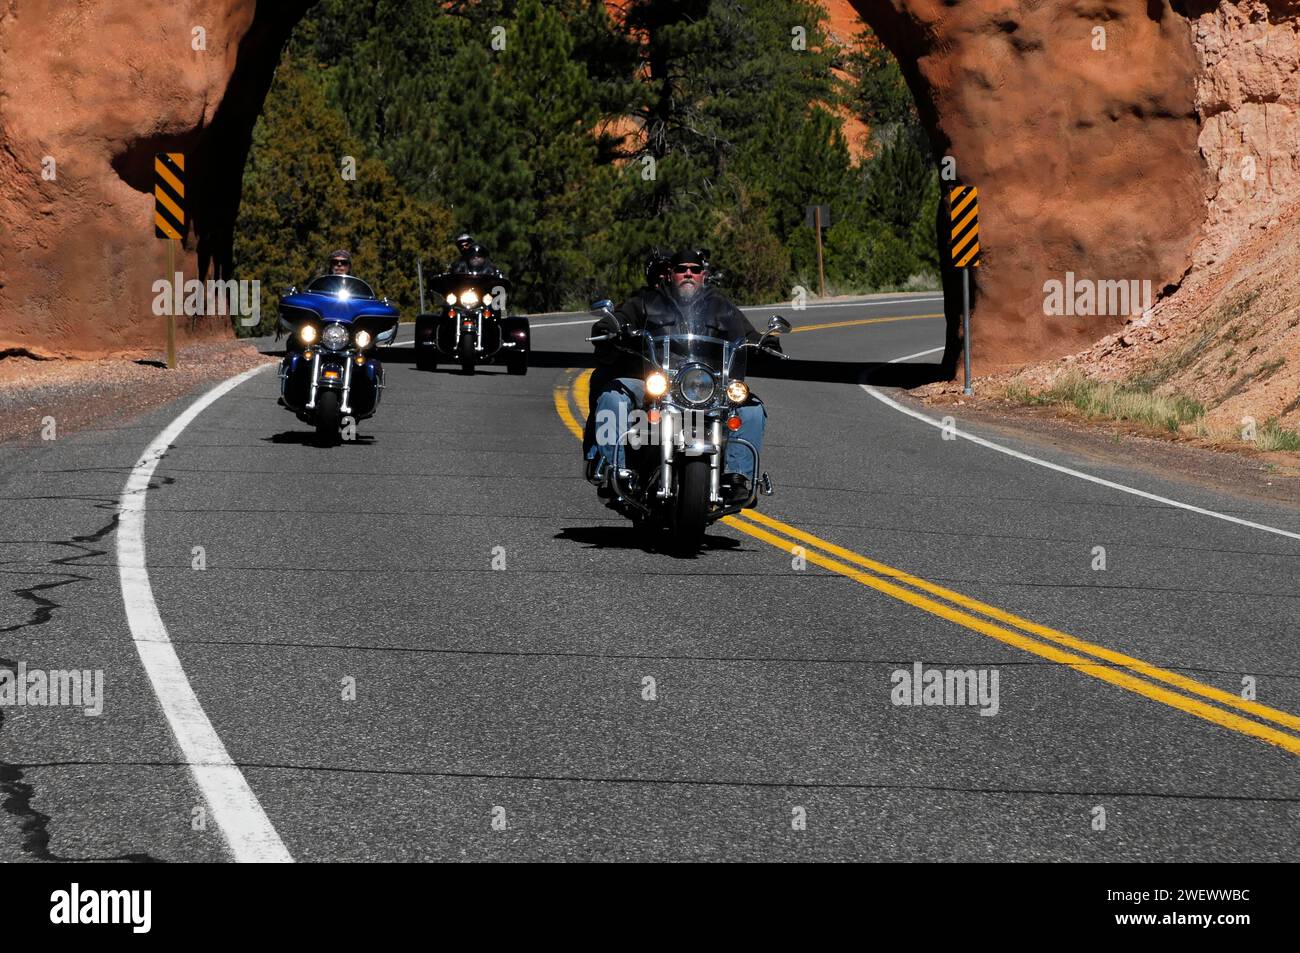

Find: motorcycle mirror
[767,315,792,335]
[283,286,297,296]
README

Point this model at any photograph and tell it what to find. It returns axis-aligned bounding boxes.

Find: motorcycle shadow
[263,431,377,447]
[555,525,740,559]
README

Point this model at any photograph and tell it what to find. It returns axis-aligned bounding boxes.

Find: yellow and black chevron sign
[154,152,186,240]
[949,185,981,268]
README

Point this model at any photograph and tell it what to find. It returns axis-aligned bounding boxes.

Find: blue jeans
[587,376,766,479]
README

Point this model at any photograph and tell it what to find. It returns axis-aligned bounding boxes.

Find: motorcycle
[414,272,529,374]
[586,301,791,552]
[277,274,399,445]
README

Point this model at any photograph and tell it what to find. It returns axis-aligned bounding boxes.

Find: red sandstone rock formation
[0,1,306,358]
[1,1,1297,375]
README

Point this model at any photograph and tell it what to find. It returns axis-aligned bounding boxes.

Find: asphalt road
[2,290,1298,862]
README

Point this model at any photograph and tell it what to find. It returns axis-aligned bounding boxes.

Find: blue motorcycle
[277,274,399,445]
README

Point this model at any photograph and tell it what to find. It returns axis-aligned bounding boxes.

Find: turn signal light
[726,415,742,432]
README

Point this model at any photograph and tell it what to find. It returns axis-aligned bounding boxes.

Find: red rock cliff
[0,1,307,358]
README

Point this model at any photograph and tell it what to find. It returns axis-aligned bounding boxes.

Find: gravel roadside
[0,341,277,446]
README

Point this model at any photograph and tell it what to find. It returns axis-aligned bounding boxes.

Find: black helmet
[464,243,491,274]
[645,247,672,287]
[671,247,709,271]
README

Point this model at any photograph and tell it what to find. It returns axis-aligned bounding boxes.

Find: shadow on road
[256,347,954,389]
[556,525,741,558]
[262,431,377,447]
[760,355,951,388]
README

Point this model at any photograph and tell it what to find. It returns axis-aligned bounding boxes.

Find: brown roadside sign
[949,185,980,268]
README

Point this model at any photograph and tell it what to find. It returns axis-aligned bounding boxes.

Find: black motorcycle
[414,273,529,374]
[586,301,790,551]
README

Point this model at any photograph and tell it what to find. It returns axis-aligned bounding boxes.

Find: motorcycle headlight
[321,323,349,351]
[677,365,717,405]
[354,329,372,350]
[483,293,492,307]
[645,371,669,398]
[445,293,456,305]
[298,324,317,344]
[726,380,749,403]
[459,289,480,307]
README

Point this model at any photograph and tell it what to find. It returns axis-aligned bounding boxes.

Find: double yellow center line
[554,365,1300,756]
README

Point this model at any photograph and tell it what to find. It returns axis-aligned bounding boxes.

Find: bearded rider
[584,248,769,501]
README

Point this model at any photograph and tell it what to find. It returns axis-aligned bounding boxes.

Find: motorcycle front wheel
[314,390,342,446]
[458,332,475,374]
[670,458,709,553]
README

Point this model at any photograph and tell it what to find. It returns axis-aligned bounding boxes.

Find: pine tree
[496,0,610,309]
[233,50,449,332]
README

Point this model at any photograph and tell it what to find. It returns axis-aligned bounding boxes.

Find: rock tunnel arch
[0,2,1232,367]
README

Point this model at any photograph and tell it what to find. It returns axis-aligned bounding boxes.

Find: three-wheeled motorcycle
[277,274,399,445]
[414,273,529,374]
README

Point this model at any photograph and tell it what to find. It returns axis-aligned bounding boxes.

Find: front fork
[656,410,726,503]
[304,349,355,414]
[461,311,482,352]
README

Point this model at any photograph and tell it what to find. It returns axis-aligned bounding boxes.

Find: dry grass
[1004,371,1205,433]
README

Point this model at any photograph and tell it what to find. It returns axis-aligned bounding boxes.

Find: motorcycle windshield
[644,334,730,377]
[305,275,377,299]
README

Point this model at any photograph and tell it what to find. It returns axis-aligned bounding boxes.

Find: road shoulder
[905,388,1300,513]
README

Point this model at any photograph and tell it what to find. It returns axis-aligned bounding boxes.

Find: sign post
[948,185,981,396]
[805,204,831,298]
[154,152,186,369]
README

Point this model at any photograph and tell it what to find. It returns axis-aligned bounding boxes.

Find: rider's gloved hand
[593,313,627,338]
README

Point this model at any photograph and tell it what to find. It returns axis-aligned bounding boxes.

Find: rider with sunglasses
[586,248,771,501]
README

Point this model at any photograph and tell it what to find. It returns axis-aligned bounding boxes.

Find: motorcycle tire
[314,390,342,446]
[670,458,709,553]
[459,332,475,375]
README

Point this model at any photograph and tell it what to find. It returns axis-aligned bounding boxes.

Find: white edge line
[117,363,294,862]
[861,348,1300,543]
